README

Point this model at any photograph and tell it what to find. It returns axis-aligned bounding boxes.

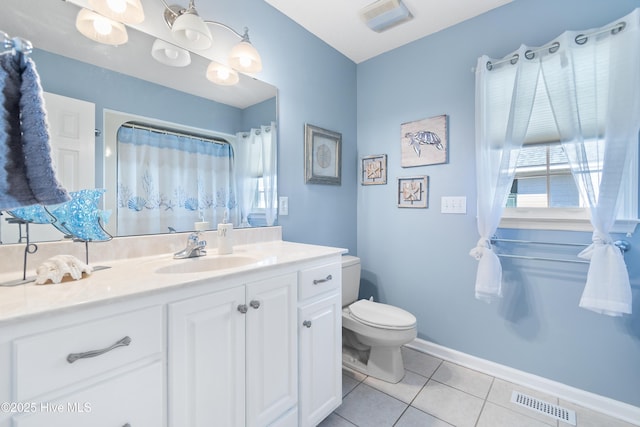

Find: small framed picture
[361,154,387,185]
[397,176,429,208]
[304,124,342,185]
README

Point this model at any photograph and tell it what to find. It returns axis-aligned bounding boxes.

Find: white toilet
[341,255,417,383]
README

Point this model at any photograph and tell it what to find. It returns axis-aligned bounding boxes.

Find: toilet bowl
[341,256,417,383]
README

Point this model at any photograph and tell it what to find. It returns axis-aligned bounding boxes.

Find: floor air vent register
[510,391,577,425]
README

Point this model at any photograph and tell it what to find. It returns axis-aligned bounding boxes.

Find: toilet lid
[348,299,416,329]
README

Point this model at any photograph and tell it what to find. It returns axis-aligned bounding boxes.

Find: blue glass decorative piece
[46,189,112,242]
[8,204,55,224]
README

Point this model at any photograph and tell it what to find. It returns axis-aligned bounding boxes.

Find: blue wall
[356,0,640,407]
[201,0,359,254]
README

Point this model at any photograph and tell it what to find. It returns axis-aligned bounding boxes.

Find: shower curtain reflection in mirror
[116,125,237,236]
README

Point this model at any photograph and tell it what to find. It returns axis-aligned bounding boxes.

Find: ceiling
[265,0,513,64]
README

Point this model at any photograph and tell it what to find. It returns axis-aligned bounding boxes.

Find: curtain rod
[481,20,626,71]
[121,122,229,145]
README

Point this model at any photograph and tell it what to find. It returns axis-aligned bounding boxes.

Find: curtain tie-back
[578,230,615,261]
[469,237,493,260]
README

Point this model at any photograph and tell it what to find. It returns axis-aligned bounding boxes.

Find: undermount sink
[155,255,259,274]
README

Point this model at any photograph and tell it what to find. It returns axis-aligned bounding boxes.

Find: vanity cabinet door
[245,273,298,427]
[168,286,246,427]
[298,292,342,427]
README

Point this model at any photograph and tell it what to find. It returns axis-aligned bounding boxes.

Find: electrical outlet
[279,196,289,216]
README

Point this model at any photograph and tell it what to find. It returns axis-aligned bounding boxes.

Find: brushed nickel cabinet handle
[67,336,131,364]
[302,320,312,328]
[237,304,248,314]
[313,274,332,285]
[250,300,261,309]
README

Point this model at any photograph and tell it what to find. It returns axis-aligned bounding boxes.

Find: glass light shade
[76,8,128,46]
[206,62,239,86]
[88,0,145,24]
[151,39,191,67]
[171,12,212,50]
[228,41,262,73]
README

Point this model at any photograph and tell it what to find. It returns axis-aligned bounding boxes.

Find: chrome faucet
[174,232,207,259]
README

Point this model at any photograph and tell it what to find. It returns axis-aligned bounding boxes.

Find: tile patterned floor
[319,347,639,427]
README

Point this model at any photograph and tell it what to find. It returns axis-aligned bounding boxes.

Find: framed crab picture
[401,114,448,167]
[397,176,429,208]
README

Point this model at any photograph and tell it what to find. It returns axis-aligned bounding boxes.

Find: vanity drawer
[13,361,164,427]
[13,306,163,401]
[298,263,340,301]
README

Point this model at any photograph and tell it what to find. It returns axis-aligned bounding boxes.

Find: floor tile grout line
[473,376,495,427]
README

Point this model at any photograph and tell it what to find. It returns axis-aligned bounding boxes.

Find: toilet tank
[341,255,361,307]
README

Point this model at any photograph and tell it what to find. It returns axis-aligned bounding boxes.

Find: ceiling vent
[360,0,413,33]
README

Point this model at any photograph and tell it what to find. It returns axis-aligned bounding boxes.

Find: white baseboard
[406,338,640,426]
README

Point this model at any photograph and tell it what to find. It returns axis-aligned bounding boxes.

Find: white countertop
[0,240,346,323]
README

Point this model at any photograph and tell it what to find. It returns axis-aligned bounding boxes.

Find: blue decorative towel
[0,52,69,210]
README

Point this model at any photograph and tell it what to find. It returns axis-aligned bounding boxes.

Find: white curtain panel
[470,46,540,302]
[472,8,639,315]
[233,122,277,227]
[117,127,234,235]
[261,123,278,226]
[540,9,640,316]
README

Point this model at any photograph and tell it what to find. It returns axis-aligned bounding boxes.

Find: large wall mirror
[0,0,278,245]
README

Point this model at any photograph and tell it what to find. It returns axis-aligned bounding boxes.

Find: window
[498,68,639,233]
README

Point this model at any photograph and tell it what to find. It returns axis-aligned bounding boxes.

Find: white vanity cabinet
[1,305,165,427]
[0,239,346,427]
[298,262,342,427]
[169,272,298,427]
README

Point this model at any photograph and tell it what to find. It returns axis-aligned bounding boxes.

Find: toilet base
[342,344,405,384]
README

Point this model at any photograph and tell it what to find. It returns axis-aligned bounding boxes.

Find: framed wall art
[401,114,448,167]
[397,176,429,208]
[304,123,342,185]
[361,154,387,185]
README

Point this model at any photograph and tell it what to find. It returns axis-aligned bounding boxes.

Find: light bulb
[106,0,127,14]
[184,29,200,42]
[164,48,179,59]
[217,68,231,81]
[239,56,252,68]
[93,17,113,35]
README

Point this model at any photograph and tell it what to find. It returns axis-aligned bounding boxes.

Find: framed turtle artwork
[400,114,448,167]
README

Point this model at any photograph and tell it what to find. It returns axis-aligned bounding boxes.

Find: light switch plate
[279,196,289,216]
[441,196,467,214]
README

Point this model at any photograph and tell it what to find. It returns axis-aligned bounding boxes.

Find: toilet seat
[348,300,416,330]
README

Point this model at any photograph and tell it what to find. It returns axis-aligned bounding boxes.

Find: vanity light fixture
[162,1,212,50]
[162,0,263,74]
[206,62,240,86]
[75,8,128,46]
[151,39,191,67]
[88,0,145,24]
